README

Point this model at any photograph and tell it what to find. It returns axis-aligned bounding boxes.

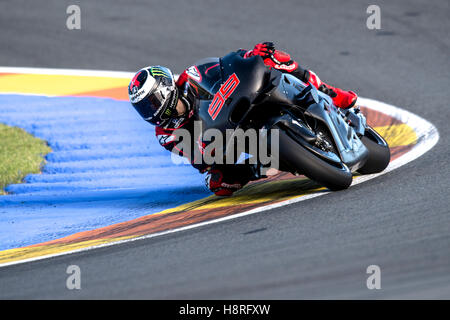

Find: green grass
[0,123,51,195]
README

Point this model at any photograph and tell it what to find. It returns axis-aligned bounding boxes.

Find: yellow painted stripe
[374,124,417,147]
[156,177,323,214]
[0,74,129,96]
[0,235,136,265]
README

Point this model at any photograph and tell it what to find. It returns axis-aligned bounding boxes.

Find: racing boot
[308,70,357,109]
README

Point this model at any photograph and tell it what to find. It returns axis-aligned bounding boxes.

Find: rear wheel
[276,125,353,191]
[357,126,391,174]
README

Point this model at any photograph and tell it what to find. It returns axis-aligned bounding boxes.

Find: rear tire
[357,127,391,174]
[277,126,353,191]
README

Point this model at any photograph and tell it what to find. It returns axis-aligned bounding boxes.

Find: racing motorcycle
[188,52,390,191]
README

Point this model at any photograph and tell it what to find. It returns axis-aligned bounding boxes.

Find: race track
[0,0,449,299]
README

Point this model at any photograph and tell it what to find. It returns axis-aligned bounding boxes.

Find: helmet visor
[135,87,178,125]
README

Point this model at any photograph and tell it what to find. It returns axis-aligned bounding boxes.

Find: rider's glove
[205,168,243,196]
[249,42,299,73]
[251,42,276,58]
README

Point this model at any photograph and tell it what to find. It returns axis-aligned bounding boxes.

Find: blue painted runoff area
[0,94,209,250]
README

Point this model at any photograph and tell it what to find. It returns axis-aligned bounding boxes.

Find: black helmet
[128,66,179,126]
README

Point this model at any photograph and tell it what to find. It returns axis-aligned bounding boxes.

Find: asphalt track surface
[0,0,449,299]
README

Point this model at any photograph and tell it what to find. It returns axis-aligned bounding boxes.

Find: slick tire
[357,127,391,174]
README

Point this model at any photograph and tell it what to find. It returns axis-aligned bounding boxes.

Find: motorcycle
[188,52,390,191]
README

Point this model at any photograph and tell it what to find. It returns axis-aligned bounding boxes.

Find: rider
[128,42,358,196]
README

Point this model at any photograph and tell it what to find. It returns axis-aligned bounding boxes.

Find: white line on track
[0,67,440,268]
[0,66,134,78]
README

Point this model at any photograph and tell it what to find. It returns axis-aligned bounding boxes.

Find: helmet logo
[149,66,171,79]
[129,69,156,104]
[129,71,142,93]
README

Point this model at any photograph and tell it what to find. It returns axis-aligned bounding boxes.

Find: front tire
[276,126,353,191]
[357,127,391,174]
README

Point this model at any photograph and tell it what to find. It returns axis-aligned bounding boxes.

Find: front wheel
[276,126,353,191]
[357,126,391,174]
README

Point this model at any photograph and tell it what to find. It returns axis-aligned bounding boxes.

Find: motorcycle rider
[128,42,358,196]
